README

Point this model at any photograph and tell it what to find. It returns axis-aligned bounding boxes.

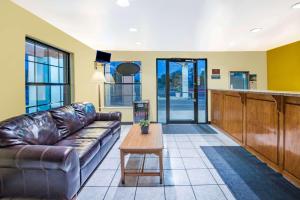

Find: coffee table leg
[159,151,163,184]
[120,151,125,184]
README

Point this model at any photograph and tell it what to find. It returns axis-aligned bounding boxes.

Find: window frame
[229,71,250,89]
[25,38,71,113]
[104,61,142,107]
[156,58,208,124]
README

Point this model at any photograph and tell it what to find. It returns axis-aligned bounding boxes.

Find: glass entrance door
[157,58,207,124]
[167,60,196,123]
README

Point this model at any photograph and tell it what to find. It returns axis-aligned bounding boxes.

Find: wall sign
[249,74,257,89]
[211,69,221,79]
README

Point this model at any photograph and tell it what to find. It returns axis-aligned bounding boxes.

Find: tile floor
[77,125,239,200]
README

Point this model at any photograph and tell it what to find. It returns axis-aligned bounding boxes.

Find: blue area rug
[201,146,300,200]
[163,124,217,134]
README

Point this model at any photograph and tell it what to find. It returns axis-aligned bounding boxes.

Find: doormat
[163,124,217,134]
[202,146,300,200]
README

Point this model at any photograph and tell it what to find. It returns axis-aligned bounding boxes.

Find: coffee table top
[120,124,163,151]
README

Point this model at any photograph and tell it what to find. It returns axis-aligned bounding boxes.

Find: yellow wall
[0,1,268,122]
[102,51,267,122]
[267,41,300,91]
[0,1,98,121]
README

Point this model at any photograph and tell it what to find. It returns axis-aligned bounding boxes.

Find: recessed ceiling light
[250,28,262,33]
[292,2,300,9]
[229,41,236,47]
[116,0,130,7]
[135,42,142,45]
[129,28,138,32]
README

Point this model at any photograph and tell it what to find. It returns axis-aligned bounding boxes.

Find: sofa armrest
[96,112,122,121]
[0,145,79,172]
[0,145,80,199]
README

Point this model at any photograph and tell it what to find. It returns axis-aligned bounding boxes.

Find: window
[25,38,70,113]
[104,61,141,107]
[229,71,249,89]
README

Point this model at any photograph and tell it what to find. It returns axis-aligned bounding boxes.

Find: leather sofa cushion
[72,102,96,126]
[50,106,84,139]
[100,133,113,146]
[67,128,113,146]
[85,121,121,133]
[55,138,100,168]
[67,128,111,142]
[0,111,59,147]
[96,112,122,121]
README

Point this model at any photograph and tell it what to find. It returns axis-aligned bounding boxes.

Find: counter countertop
[208,88,300,97]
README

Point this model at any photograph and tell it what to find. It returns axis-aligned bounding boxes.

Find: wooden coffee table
[119,123,164,184]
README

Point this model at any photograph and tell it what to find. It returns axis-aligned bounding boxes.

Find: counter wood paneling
[284,97,300,181]
[246,95,279,164]
[210,89,300,187]
[223,93,243,142]
[211,92,224,128]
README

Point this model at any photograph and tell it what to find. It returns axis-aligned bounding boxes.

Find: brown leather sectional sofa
[0,102,121,199]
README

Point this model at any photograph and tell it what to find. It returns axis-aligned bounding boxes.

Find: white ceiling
[12,0,300,51]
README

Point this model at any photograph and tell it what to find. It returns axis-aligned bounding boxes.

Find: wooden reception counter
[210,89,300,186]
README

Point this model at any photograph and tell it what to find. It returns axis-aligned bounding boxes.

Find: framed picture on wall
[211,69,221,79]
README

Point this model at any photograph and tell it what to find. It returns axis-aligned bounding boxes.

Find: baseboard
[122,121,212,125]
[121,121,158,125]
[121,122,134,125]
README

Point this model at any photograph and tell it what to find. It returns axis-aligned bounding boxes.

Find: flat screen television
[95,51,111,63]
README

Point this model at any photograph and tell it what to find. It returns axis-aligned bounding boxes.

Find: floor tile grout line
[187,133,224,200]
[171,136,199,200]
[101,159,120,199]
[188,134,211,169]
[198,126,235,199]
[100,187,109,200]
[106,127,135,199]
[130,183,228,187]
[208,124,235,146]
[79,125,234,199]
[103,130,129,198]
[133,176,139,200]
[196,131,230,199]
[188,135,202,200]
[200,138,229,200]
[217,185,231,200]
[163,183,167,200]
[183,136,198,200]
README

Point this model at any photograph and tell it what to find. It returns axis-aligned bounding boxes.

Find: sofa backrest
[0,103,97,147]
[0,111,60,147]
[50,105,84,139]
[72,102,96,126]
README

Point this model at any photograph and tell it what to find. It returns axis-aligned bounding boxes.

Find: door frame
[156,58,208,124]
